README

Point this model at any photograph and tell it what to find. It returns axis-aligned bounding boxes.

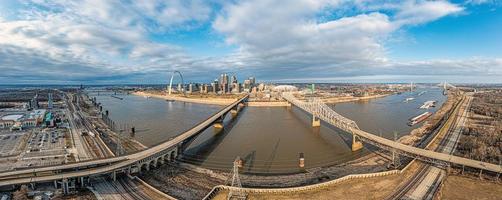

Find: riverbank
[398,91,459,146]
[140,151,391,200]
[322,93,392,104]
[134,91,237,105]
[247,101,290,107]
[135,91,392,107]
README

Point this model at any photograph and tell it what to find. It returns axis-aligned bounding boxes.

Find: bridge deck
[0,95,248,186]
[283,93,501,173]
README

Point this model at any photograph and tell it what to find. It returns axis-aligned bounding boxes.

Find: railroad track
[386,95,468,200]
[118,178,151,200]
[386,163,429,200]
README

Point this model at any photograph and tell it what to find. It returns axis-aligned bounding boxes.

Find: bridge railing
[281,92,359,133]
[281,92,502,174]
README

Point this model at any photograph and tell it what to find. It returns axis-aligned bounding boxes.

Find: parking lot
[20,129,68,168]
[26,129,65,150]
[0,132,28,157]
[0,128,70,170]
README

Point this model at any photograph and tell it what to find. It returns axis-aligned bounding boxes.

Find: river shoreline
[134,91,392,107]
[134,91,236,105]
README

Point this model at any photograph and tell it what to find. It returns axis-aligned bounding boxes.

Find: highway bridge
[282,92,502,174]
[0,95,248,193]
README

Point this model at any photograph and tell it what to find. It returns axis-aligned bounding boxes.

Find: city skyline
[0,0,501,84]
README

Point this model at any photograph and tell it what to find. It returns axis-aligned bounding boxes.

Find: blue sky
[0,0,501,84]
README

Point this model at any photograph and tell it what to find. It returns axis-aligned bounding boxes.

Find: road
[388,94,473,200]
[282,92,502,173]
[0,95,248,187]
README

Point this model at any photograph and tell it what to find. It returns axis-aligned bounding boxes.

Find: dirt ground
[439,175,502,200]
[212,162,422,200]
[213,174,404,200]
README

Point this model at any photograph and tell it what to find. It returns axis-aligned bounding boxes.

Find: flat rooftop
[1,114,24,121]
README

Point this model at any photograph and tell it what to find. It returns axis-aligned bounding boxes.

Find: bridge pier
[351,134,363,151]
[80,177,85,188]
[159,156,165,165]
[312,115,321,127]
[61,178,71,195]
[213,115,225,129]
[230,106,238,117]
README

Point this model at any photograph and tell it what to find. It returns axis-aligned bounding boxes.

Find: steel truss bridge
[282,92,501,174]
[0,95,248,191]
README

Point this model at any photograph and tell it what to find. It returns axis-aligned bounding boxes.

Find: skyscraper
[219,73,229,93]
[248,76,256,87]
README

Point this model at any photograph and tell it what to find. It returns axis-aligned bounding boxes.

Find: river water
[90,87,446,174]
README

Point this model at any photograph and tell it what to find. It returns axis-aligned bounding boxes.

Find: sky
[0,0,501,84]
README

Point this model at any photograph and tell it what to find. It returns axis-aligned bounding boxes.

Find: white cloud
[211,0,474,79]
[395,1,464,25]
[0,0,499,83]
[0,0,217,83]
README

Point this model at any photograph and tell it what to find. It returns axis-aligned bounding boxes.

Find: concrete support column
[351,134,363,151]
[230,107,238,117]
[312,115,321,127]
[213,115,225,129]
[112,171,117,181]
[80,177,84,188]
[62,179,69,195]
[54,180,58,189]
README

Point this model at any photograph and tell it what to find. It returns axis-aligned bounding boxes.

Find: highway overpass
[0,95,249,192]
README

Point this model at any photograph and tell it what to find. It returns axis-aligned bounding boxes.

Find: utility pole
[392,131,400,169]
[228,157,246,200]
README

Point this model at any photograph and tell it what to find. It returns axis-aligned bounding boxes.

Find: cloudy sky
[0,0,500,84]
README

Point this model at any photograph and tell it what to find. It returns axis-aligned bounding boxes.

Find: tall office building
[48,93,53,109]
[231,75,238,84]
[232,83,240,93]
[212,79,219,93]
[219,73,229,93]
[248,76,256,86]
[188,83,194,94]
[243,79,251,92]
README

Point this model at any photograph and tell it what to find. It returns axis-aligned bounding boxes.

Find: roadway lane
[283,93,502,173]
[0,95,248,187]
